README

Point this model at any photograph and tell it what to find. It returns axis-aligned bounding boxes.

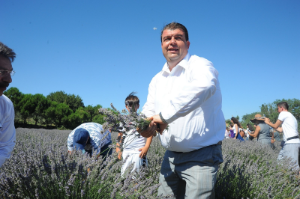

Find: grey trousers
[158,144,223,199]
[277,142,300,168]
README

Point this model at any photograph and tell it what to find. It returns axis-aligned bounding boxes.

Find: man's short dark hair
[277,101,289,110]
[160,22,189,43]
[0,42,16,62]
[125,92,139,108]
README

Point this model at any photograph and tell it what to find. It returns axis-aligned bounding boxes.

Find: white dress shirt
[142,53,225,152]
[0,95,16,167]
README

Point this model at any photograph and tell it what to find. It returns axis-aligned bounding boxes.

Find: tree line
[4,87,299,132]
[3,87,105,129]
[226,98,300,132]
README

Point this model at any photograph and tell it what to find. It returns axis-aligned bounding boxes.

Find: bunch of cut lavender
[99,103,151,134]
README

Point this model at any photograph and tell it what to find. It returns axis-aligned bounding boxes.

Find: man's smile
[168,48,179,53]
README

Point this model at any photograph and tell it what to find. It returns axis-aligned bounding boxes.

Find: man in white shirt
[0,42,16,167]
[140,22,225,198]
[265,102,300,167]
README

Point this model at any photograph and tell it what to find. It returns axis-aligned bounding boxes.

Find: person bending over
[67,122,112,159]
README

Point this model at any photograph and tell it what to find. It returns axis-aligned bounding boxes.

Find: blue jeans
[158,144,223,199]
[277,142,300,168]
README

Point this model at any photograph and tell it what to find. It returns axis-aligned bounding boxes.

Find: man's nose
[170,37,177,44]
[3,73,12,83]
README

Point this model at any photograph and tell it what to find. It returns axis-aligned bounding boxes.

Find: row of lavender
[0,128,299,198]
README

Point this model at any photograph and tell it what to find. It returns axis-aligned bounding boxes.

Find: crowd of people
[225,103,299,168]
[224,116,282,146]
[1,22,299,198]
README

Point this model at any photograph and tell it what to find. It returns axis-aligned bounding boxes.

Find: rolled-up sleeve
[161,61,218,124]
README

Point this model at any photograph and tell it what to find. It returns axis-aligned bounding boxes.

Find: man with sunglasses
[0,42,16,167]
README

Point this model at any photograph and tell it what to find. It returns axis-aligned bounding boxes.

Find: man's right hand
[138,120,157,138]
[264,118,270,124]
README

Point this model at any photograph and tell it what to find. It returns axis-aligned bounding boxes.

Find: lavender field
[1,128,300,198]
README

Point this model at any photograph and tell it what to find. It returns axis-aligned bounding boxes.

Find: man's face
[161,28,190,66]
[0,55,13,96]
[277,106,283,113]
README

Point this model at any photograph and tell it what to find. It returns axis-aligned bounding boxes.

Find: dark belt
[287,136,299,141]
[173,141,222,154]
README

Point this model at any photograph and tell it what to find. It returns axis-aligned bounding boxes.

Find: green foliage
[31,94,50,125]
[64,107,89,129]
[3,87,24,112]
[47,91,84,112]
[18,94,35,124]
[92,114,105,124]
[5,88,109,129]
[85,105,102,121]
[240,112,259,129]
[45,101,73,127]
[225,119,231,127]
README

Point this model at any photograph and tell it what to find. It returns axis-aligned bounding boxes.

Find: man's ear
[187,41,190,49]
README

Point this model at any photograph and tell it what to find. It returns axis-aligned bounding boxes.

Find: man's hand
[138,146,149,158]
[151,114,164,123]
[138,120,157,138]
[264,118,270,124]
[150,114,168,134]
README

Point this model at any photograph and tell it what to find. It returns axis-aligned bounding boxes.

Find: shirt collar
[162,53,191,74]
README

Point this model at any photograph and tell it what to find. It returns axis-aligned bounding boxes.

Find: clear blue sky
[1,0,300,120]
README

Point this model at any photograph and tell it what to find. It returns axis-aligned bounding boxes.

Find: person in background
[239,128,246,138]
[243,127,249,140]
[67,122,112,159]
[247,123,255,141]
[116,92,153,176]
[264,102,300,167]
[225,126,230,139]
[0,42,16,167]
[229,124,235,138]
[249,114,273,148]
[231,117,244,141]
